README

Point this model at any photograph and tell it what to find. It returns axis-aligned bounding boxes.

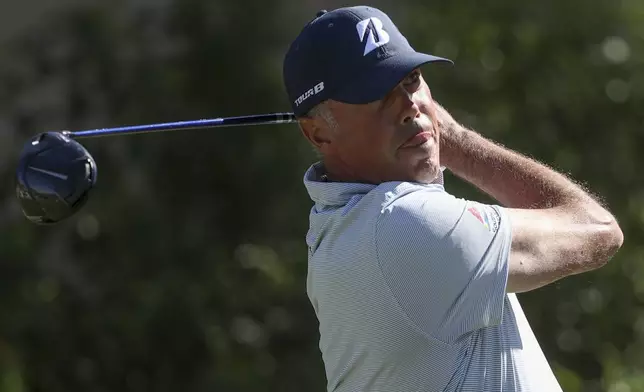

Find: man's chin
[407,157,441,184]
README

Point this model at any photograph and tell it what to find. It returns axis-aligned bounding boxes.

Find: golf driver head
[15,132,97,225]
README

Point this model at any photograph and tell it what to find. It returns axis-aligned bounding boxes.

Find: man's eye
[406,71,421,85]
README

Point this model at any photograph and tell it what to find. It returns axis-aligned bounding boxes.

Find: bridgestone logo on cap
[295,82,325,107]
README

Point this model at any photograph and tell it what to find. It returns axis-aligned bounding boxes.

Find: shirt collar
[303,161,445,206]
[303,162,377,206]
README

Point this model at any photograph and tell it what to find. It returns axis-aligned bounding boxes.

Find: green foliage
[0,0,642,390]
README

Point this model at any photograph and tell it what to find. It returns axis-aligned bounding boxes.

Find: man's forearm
[440,125,595,210]
[435,104,623,288]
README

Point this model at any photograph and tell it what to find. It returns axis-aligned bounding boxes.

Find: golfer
[283,6,623,391]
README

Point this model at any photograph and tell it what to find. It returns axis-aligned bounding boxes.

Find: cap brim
[332,52,452,105]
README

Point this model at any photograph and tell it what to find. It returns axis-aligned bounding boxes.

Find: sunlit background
[1,0,643,391]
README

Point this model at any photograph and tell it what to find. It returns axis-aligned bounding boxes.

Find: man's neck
[321,158,370,184]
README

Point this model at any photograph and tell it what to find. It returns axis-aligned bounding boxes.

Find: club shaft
[64,113,297,139]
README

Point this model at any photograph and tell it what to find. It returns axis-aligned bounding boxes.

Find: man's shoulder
[374,183,506,235]
[369,183,472,256]
[373,183,509,253]
[373,181,465,220]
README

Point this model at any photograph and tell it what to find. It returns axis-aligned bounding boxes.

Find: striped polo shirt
[303,162,563,392]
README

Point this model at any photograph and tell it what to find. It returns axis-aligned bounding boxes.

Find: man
[282,6,623,392]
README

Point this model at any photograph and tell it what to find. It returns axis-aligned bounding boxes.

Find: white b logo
[356,17,390,56]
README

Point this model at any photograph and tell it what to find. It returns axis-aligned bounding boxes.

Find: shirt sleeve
[374,188,511,344]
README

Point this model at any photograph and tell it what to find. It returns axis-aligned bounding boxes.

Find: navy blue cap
[283,6,453,117]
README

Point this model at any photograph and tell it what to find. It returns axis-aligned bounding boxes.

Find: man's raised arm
[435,103,624,293]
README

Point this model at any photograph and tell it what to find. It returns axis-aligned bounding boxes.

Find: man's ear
[298,115,334,151]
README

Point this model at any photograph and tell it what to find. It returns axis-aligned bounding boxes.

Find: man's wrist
[439,123,474,168]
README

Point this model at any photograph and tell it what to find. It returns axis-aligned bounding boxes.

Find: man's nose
[396,85,420,124]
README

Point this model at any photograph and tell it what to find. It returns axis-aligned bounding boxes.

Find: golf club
[15,113,297,225]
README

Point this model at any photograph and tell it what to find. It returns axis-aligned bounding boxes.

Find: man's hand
[431,99,623,293]
[432,101,472,170]
[432,100,460,135]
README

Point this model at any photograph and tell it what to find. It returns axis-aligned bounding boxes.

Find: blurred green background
[1,0,642,391]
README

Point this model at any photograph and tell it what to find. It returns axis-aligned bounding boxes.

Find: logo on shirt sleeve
[467,203,500,234]
[468,206,489,228]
